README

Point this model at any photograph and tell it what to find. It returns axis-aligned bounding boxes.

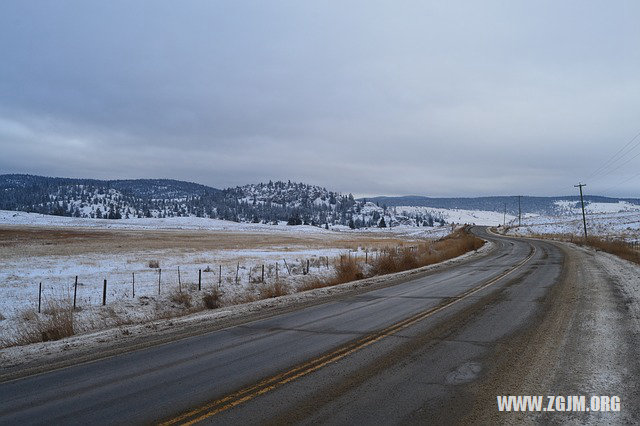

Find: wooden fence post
[261,264,265,283]
[38,282,42,313]
[103,279,107,306]
[198,269,202,291]
[73,275,78,309]
[178,266,182,292]
[306,259,310,275]
[158,269,162,294]
[275,262,279,281]
[283,259,291,275]
[132,272,135,298]
[219,265,222,287]
[235,262,239,284]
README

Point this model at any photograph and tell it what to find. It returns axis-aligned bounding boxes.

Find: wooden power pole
[503,202,507,226]
[574,183,588,242]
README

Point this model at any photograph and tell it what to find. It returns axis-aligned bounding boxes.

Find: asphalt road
[0,228,567,425]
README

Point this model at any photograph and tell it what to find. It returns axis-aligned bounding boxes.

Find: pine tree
[378,217,386,228]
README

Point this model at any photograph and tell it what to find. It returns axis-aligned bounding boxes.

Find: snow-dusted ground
[503,209,640,241]
[395,206,517,226]
[0,210,456,344]
[0,210,330,233]
[0,209,449,238]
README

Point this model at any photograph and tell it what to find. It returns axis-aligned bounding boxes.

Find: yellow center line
[161,245,536,426]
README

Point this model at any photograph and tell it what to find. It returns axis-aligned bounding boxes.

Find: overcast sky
[1,1,639,197]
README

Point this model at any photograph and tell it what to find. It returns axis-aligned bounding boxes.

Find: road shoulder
[465,240,640,425]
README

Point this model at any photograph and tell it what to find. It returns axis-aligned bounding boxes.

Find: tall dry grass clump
[4,299,75,347]
[371,227,484,276]
[202,289,222,309]
[258,281,290,299]
[333,256,365,283]
[299,256,365,291]
[584,237,640,265]
[170,291,193,308]
[300,227,484,293]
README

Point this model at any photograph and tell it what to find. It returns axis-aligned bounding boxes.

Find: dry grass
[515,232,640,266]
[169,291,192,308]
[227,291,259,305]
[582,237,640,265]
[300,227,484,292]
[0,226,423,261]
[371,227,484,275]
[202,290,222,309]
[336,256,366,282]
[3,299,75,347]
[258,281,290,299]
[299,256,365,291]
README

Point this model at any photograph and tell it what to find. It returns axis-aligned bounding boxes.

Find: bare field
[0,225,425,259]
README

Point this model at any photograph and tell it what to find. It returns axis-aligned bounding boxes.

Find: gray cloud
[1,1,639,197]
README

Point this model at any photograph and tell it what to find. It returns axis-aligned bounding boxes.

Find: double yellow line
[161,244,535,425]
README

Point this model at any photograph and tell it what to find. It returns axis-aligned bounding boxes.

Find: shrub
[298,256,365,292]
[148,260,160,268]
[170,291,192,308]
[258,281,290,299]
[297,278,329,292]
[583,237,640,265]
[333,256,365,284]
[202,290,222,309]
[6,300,75,347]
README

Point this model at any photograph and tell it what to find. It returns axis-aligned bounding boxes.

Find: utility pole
[518,195,522,227]
[503,202,506,226]
[574,183,588,243]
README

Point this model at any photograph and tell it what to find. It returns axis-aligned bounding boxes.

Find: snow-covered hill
[0,175,446,229]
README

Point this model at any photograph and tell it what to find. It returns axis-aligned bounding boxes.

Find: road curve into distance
[0,228,578,424]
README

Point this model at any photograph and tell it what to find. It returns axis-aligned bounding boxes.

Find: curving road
[2,227,629,424]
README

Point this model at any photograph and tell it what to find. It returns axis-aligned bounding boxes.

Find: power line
[588,129,640,180]
[598,170,640,195]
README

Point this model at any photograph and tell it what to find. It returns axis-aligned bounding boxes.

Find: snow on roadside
[595,250,640,326]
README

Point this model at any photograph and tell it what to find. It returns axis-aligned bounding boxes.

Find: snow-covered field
[0,209,452,237]
[0,210,457,344]
[395,206,517,226]
[503,201,640,241]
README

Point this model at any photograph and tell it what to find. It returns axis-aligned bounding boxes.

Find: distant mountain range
[1,174,638,228]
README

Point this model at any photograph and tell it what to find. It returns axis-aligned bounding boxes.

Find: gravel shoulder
[0,240,495,382]
[468,239,640,424]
